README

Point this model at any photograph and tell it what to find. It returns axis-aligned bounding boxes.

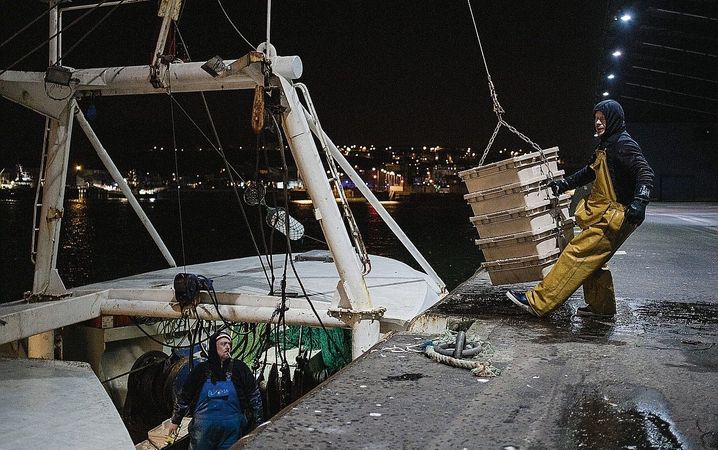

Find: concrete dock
[238,203,718,449]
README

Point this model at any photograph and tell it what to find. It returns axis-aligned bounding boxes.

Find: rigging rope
[163,84,272,287]
[216,0,256,51]
[0,1,65,51]
[56,0,129,65]
[167,77,188,270]
[269,113,350,366]
[0,0,110,77]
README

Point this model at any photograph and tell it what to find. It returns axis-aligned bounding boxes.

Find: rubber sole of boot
[575,306,614,318]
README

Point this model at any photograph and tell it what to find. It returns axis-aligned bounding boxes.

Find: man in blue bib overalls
[169,330,264,449]
[507,100,654,318]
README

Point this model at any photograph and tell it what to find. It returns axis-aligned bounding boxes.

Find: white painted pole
[303,107,446,293]
[29,0,64,359]
[49,0,58,65]
[100,299,347,328]
[265,0,272,52]
[276,76,379,357]
[74,108,177,267]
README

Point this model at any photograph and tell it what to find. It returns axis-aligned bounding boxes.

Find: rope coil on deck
[425,345,500,377]
[424,330,501,377]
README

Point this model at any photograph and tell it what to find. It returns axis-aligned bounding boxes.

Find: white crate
[482,248,561,285]
[464,173,564,216]
[476,222,574,261]
[460,147,560,193]
[470,196,572,238]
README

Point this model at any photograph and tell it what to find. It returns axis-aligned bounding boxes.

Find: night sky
[0,1,608,172]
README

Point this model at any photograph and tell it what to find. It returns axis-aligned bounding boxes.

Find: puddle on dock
[383,373,425,382]
[633,302,718,325]
[559,387,687,449]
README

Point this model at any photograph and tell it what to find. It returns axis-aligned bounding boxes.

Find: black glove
[547,179,569,196]
[625,185,651,225]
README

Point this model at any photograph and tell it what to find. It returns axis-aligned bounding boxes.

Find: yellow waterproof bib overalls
[526,148,636,316]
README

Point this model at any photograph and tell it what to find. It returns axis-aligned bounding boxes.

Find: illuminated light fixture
[602,91,610,97]
[607,73,616,80]
[200,55,227,77]
[620,14,632,22]
[45,64,73,86]
[612,50,622,57]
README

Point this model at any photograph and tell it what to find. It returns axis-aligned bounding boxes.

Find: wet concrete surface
[237,203,718,449]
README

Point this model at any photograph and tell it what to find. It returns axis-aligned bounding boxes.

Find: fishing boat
[0,163,35,196]
[0,1,446,448]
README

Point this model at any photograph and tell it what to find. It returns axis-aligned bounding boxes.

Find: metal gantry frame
[0,1,443,359]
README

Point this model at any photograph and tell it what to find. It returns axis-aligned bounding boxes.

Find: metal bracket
[149,55,173,89]
[227,51,266,74]
[328,306,386,322]
[46,207,63,222]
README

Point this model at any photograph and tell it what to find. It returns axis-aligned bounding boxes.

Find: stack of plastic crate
[459,146,574,285]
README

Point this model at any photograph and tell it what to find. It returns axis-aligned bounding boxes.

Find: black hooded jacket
[171,332,264,428]
[564,100,654,206]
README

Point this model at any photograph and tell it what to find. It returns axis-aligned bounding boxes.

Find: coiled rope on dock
[424,330,501,377]
[425,345,500,377]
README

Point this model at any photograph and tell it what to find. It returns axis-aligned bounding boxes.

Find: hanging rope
[466,0,552,174]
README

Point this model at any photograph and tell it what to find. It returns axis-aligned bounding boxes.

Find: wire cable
[172,25,273,288]
[216,0,256,51]
[56,0,129,65]
[0,1,65,51]
[131,317,212,349]
[269,113,349,365]
[0,0,110,77]
[168,80,188,270]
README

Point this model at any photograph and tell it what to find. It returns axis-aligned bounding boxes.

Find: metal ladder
[294,83,371,274]
[30,118,51,265]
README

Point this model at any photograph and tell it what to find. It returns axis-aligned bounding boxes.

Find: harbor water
[0,192,481,303]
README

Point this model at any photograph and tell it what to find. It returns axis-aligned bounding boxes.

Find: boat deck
[238,202,718,449]
[0,358,135,449]
[1,251,440,346]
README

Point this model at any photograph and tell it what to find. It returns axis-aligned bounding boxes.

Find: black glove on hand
[625,199,647,225]
[625,185,651,225]
[547,179,569,197]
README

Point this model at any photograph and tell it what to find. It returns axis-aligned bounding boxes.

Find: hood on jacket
[593,99,626,142]
[208,330,232,381]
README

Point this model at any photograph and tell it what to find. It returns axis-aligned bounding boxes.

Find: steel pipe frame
[276,74,379,358]
[74,108,177,267]
[302,105,446,294]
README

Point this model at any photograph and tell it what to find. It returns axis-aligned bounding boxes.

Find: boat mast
[27,0,73,359]
[2,1,389,358]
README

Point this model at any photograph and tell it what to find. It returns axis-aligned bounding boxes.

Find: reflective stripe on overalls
[526,148,636,316]
[188,375,245,450]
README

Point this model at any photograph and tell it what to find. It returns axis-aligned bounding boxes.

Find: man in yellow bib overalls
[507,100,654,318]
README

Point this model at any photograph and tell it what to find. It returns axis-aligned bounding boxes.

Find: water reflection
[60,199,94,288]
[559,388,687,449]
[2,193,479,301]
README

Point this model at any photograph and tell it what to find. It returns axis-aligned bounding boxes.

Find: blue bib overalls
[188,375,247,450]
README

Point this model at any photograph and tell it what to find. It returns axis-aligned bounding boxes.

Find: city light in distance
[602,91,610,97]
[607,74,615,80]
[612,50,622,57]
